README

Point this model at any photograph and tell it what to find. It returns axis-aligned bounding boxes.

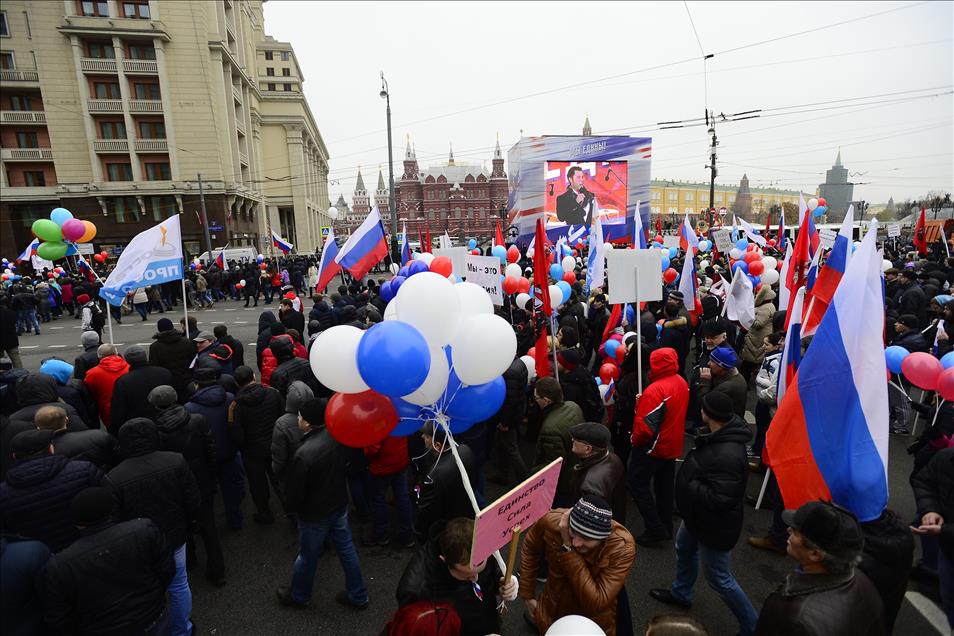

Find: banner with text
[464,254,503,305]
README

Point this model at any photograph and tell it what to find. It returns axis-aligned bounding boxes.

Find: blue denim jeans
[17,310,40,335]
[290,507,368,605]
[670,522,758,636]
[167,544,192,636]
[370,470,413,542]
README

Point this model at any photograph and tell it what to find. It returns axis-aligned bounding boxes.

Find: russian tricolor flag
[678,214,699,254]
[766,222,888,522]
[803,206,854,336]
[400,222,411,266]
[335,206,389,280]
[316,227,341,293]
[272,231,293,255]
[633,202,647,249]
[215,248,226,269]
[17,238,39,263]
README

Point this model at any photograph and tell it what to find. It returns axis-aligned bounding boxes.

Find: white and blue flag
[99,216,183,306]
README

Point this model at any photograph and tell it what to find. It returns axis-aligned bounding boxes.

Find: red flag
[784,212,814,327]
[655,217,663,237]
[418,227,425,254]
[602,303,622,344]
[424,228,433,253]
[495,219,505,247]
[533,326,552,379]
[533,218,552,317]
[913,207,927,255]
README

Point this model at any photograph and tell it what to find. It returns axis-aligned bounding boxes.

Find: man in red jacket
[628,347,689,546]
[363,435,414,548]
[82,344,130,434]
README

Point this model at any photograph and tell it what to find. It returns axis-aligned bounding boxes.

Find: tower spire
[583,114,592,136]
[494,132,502,159]
[355,166,366,192]
[448,142,455,166]
[405,133,415,160]
[835,148,842,167]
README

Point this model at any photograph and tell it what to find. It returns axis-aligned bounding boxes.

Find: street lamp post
[380,72,398,262]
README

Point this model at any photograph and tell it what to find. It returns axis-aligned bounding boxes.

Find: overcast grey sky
[264,0,953,206]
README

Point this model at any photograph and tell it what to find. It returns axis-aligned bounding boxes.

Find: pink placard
[470,458,563,567]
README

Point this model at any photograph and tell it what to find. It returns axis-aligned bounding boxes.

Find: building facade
[0,0,329,259]
[818,150,853,219]
[649,176,804,226]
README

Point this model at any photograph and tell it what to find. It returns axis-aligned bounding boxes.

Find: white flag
[724,268,756,329]
[586,213,605,291]
[777,242,794,311]
[736,216,767,246]
[100,216,183,306]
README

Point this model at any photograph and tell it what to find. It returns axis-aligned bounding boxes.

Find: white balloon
[548,284,565,309]
[455,281,493,316]
[699,260,710,269]
[327,206,339,221]
[882,259,893,273]
[448,274,458,284]
[762,256,778,271]
[384,301,399,321]
[309,326,369,394]
[808,198,818,211]
[598,383,614,405]
[451,314,517,385]
[389,263,400,275]
[395,272,461,345]
[603,242,614,252]
[729,248,742,260]
[419,252,435,266]
[239,279,246,286]
[520,354,536,383]
[545,615,604,636]
[561,255,575,272]
[505,263,522,279]
[760,268,780,286]
[622,331,638,346]
[403,346,450,405]
[515,292,531,309]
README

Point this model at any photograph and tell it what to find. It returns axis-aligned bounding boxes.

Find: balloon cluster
[32,208,97,261]
[1,258,21,283]
[189,257,203,271]
[310,273,517,447]
[808,197,828,218]
[726,240,780,290]
[886,347,954,400]
[92,250,109,264]
[378,252,454,302]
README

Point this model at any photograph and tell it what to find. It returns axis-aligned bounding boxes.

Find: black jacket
[44,519,174,636]
[216,334,245,369]
[674,416,751,551]
[309,301,335,333]
[896,282,927,328]
[10,374,88,433]
[858,509,914,634]
[0,455,105,552]
[55,380,99,431]
[230,382,283,456]
[72,346,100,382]
[0,305,18,352]
[269,338,321,399]
[51,428,118,470]
[280,308,305,334]
[107,418,201,548]
[912,446,954,560]
[110,363,174,431]
[154,405,217,500]
[256,312,278,370]
[414,443,478,541]
[396,535,503,636]
[498,358,528,428]
[185,384,236,463]
[283,425,349,522]
[891,328,929,353]
[149,331,195,400]
[555,187,593,226]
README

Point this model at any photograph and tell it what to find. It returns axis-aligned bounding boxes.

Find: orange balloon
[77,220,97,243]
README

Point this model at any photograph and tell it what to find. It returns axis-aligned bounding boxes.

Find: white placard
[434,247,468,278]
[887,224,901,238]
[819,228,837,250]
[76,243,94,255]
[464,254,503,305]
[606,248,663,304]
[712,228,733,253]
[662,235,681,249]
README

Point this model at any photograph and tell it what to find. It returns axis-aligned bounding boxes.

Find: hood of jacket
[97,355,130,375]
[5,454,70,488]
[755,286,777,306]
[118,417,160,457]
[258,310,278,333]
[649,347,680,381]
[154,329,186,345]
[39,359,74,386]
[16,374,60,406]
[154,404,191,435]
[269,334,295,361]
[285,380,314,414]
[189,383,229,408]
[235,382,271,407]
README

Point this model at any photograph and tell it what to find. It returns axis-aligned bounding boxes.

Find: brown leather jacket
[518,510,636,636]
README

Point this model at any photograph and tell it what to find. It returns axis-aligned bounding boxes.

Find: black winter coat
[284,426,349,523]
[10,374,88,432]
[674,416,751,551]
[185,385,235,463]
[498,358,528,428]
[51,428,118,470]
[858,509,914,634]
[44,519,174,636]
[414,444,478,541]
[230,382,283,457]
[0,305,18,352]
[55,380,99,430]
[269,347,321,399]
[155,405,217,500]
[255,312,278,370]
[107,418,201,548]
[280,308,305,334]
[110,363,174,431]
[72,346,100,382]
[308,302,335,333]
[896,283,927,328]
[912,446,954,560]
[149,331,195,400]
[216,335,245,369]
[0,455,105,552]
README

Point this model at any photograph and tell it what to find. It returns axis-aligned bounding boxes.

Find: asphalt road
[11,298,949,635]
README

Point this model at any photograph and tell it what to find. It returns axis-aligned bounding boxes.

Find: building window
[667,192,677,201]
[16,131,38,148]
[651,191,660,201]
[99,121,126,139]
[147,195,175,221]
[113,197,140,223]
[144,162,170,180]
[24,171,45,186]
[0,12,8,37]
[685,192,693,201]
[79,1,109,17]
[0,51,13,69]
[127,44,155,60]
[280,51,290,61]
[267,83,275,91]
[87,41,115,58]
[133,83,160,100]
[283,83,291,92]
[264,51,273,60]
[282,68,290,77]
[93,81,121,99]
[121,1,150,19]
[138,121,165,139]
[715,194,723,203]
[9,95,33,111]
[266,67,274,76]
[106,162,133,181]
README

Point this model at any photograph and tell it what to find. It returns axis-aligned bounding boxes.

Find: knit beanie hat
[569,495,613,540]
[157,317,174,332]
[76,293,90,305]
[81,331,101,348]
[147,385,179,410]
[709,346,737,369]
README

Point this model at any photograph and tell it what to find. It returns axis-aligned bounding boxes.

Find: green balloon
[32,219,63,242]
[37,241,68,260]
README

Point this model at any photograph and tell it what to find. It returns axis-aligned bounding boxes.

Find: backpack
[90,303,106,332]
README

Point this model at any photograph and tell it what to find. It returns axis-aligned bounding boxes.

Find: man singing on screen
[556,166,596,226]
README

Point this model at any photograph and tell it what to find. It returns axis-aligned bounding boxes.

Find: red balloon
[767,239,776,247]
[614,344,627,363]
[516,277,531,293]
[754,283,763,293]
[502,276,520,295]
[562,271,576,285]
[748,261,765,276]
[817,197,827,207]
[93,253,104,263]
[654,235,664,243]
[259,263,267,270]
[325,390,398,448]
[901,352,944,391]
[471,249,480,255]
[572,250,578,257]
[576,241,585,249]
[743,251,760,263]
[506,245,521,263]
[599,363,620,385]
[430,256,453,277]
[937,367,954,401]
[662,267,678,284]
[47,272,54,279]
[100,251,108,259]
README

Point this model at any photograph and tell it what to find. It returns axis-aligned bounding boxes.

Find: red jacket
[631,347,688,459]
[83,355,129,433]
[363,436,409,476]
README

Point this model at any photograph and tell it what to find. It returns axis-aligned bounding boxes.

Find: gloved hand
[499,575,518,602]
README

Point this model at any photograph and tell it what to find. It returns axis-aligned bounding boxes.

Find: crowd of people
[0,223,952,636]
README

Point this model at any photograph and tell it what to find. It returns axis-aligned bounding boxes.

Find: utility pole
[197,174,214,262]
[380,72,398,262]
[706,110,718,227]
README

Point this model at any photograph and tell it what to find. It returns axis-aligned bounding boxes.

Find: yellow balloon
[78,220,97,243]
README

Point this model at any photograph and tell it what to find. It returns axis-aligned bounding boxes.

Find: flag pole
[181,258,190,342]
[550,315,560,382]
[77,249,114,345]
[635,275,643,395]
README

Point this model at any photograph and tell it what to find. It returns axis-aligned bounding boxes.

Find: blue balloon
[668,247,678,259]
[549,263,563,281]
[398,265,410,278]
[885,345,909,374]
[941,351,954,370]
[732,261,748,274]
[604,340,620,358]
[390,275,406,296]
[812,206,825,218]
[357,321,431,397]
[50,207,73,227]
[736,239,749,251]
[379,280,395,303]
[625,304,635,326]
[407,260,429,276]
[492,245,507,265]
[257,255,264,264]
[748,274,760,288]
[64,243,78,256]
[556,280,572,304]
[656,323,663,337]
[445,375,506,424]
[660,253,670,270]
[389,397,426,436]
[468,239,477,250]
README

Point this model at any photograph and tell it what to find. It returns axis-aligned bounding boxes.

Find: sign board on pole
[887,224,901,238]
[320,226,331,239]
[605,248,663,304]
[464,254,503,305]
[434,247,468,279]
[76,243,94,255]
[662,235,680,249]
[819,228,837,251]
[712,228,733,253]
[470,458,562,568]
